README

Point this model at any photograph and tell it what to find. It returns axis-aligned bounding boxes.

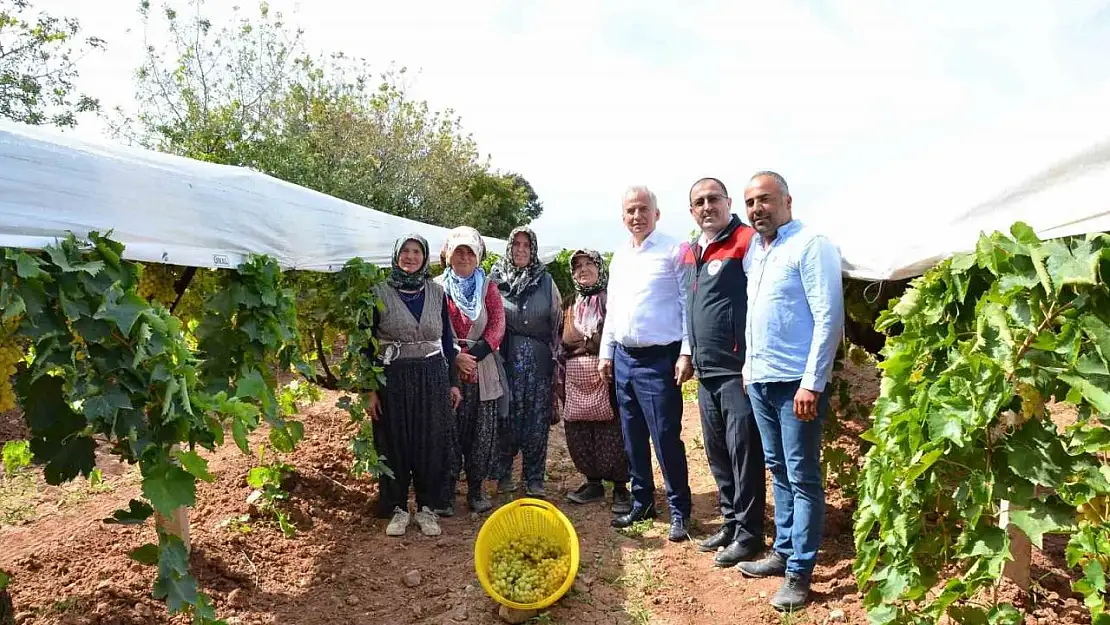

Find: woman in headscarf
[555,250,632,514]
[489,226,563,498]
[368,234,462,538]
[435,226,508,515]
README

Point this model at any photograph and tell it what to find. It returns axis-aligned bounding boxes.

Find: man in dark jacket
[682,177,766,567]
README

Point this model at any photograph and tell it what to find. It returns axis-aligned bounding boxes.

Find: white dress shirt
[600,229,692,359]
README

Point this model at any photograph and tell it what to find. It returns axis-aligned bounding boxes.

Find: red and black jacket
[682,214,754,379]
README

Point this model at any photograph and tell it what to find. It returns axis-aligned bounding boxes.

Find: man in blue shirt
[736,171,844,612]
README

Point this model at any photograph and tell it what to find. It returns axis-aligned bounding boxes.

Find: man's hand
[598,358,614,385]
[366,391,382,421]
[456,352,478,378]
[450,386,463,410]
[675,355,693,385]
[794,387,820,421]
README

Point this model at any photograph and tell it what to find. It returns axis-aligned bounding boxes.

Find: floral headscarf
[570,249,608,338]
[386,234,430,291]
[490,226,547,302]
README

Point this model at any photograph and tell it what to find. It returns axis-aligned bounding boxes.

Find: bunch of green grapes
[138,263,179,305]
[0,336,23,412]
[489,534,570,604]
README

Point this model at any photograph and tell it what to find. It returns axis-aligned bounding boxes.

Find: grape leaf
[1008,500,1075,549]
[1059,374,1110,414]
[142,460,196,516]
[988,604,1022,625]
[94,287,149,336]
[83,388,134,423]
[128,543,160,566]
[1082,315,1110,365]
[0,568,10,590]
[173,449,215,483]
[46,245,105,275]
[153,536,197,613]
[103,499,155,525]
[1043,239,1100,291]
[12,250,48,280]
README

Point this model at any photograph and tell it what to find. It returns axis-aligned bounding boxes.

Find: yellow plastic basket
[474,497,580,610]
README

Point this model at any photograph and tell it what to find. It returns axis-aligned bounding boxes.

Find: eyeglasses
[691,194,726,208]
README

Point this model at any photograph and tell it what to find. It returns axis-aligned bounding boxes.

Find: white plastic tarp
[804,84,1110,282]
[0,120,560,271]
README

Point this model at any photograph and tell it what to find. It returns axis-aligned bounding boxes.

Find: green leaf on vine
[1043,239,1101,291]
[948,605,988,625]
[1059,374,1110,414]
[1082,315,1110,366]
[1008,500,1075,549]
[153,534,197,613]
[94,287,149,336]
[142,460,196,516]
[12,250,48,280]
[128,543,160,566]
[987,604,1022,625]
[46,245,105,276]
[1004,418,1072,488]
[83,388,134,423]
[103,499,155,525]
[173,449,215,483]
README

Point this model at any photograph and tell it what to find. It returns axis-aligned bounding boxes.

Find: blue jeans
[748,380,828,577]
[613,343,692,520]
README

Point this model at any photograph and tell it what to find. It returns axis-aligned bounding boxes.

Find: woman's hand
[450,386,463,410]
[456,351,478,378]
[366,391,381,421]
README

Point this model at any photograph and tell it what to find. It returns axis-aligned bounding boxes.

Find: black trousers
[697,375,766,546]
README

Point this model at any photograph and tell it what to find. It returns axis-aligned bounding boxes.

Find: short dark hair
[750,171,789,196]
[689,177,729,203]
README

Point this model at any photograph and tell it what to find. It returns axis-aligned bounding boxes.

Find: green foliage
[854,223,1110,624]
[0,0,104,127]
[246,449,295,537]
[1,440,30,475]
[0,232,301,624]
[114,0,541,237]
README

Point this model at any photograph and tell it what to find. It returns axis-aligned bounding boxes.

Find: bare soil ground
[0,361,1088,624]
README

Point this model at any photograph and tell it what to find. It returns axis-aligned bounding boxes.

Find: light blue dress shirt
[601,229,692,359]
[742,219,844,393]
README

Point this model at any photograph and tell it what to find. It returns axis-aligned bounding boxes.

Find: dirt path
[0,362,1089,625]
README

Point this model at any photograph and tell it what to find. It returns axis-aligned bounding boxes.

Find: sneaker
[567,481,605,505]
[414,506,442,536]
[524,481,546,499]
[770,573,810,611]
[433,503,455,518]
[738,552,788,578]
[385,507,410,537]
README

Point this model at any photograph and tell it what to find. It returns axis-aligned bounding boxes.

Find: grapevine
[0,327,21,412]
[854,223,1110,625]
[0,232,308,624]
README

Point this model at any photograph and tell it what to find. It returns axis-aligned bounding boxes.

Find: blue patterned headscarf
[443,267,486,321]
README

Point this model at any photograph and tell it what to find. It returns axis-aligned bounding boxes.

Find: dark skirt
[375,355,453,516]
[445,380,499,502]
[496,337,554,486]
[564,418,629,484]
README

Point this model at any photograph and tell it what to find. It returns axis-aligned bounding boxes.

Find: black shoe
[610,485,632,515]
[432,503,455,518]
[714,540,761,567]
[771,574,810,611]
[468,493,493,514]
[698,525,735,553]
[738,552,788,578]
[668,517,690,542]
[566,481,605,504]
[611,504,657,528]
[524,481,546,499]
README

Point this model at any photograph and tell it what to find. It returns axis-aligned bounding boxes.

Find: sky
[36,0,1110,253]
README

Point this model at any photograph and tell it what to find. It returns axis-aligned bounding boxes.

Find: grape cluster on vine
[0,337,21,412]
[488,534,570,604]
[138,263,179,305]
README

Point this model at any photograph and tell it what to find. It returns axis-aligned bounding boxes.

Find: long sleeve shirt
[600,229,692,360]
[742,219,844,393]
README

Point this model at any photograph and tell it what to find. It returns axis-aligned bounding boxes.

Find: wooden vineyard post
[1000,499,1032,592]
[155,444,191,553]
[0,589,14,625]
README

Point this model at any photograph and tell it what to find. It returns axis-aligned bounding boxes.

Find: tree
[0,0,104,127]
[113,0,539,237]
[506,172,543,222]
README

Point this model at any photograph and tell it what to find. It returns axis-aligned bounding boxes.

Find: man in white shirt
[599,185,695,542]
